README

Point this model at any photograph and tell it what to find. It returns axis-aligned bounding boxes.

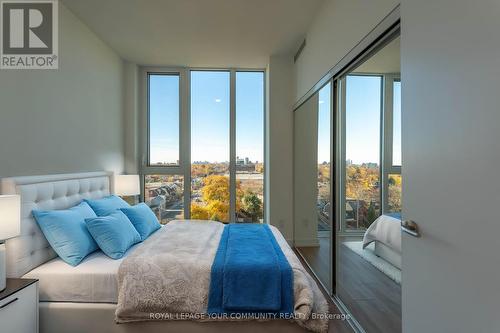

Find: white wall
[293,0,398,102]
[402,0,500,331]
[293,94,319,246]
[123,62,139,174]
[266,55,295,241]
[0,4,124,177]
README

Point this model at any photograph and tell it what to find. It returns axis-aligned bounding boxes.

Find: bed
[363,214,402,269]
[1,172,328,333]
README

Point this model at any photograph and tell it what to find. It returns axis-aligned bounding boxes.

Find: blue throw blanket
[207,224,294,314]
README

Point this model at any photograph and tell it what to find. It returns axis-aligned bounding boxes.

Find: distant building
[235,156,257,172]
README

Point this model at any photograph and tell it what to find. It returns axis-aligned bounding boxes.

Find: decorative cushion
[32,202,98,266]
[120,203,161,241]
[84,195,130,216]
[85,211,141,259]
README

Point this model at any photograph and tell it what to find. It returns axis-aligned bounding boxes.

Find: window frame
[381,75,401,214]
[190,69,231,221]
[140,67,266,222]
[140,67,189,219]
[145,72,182,168]
[339,73,383,234]
[234,70,267,222]
[142,68,188,173]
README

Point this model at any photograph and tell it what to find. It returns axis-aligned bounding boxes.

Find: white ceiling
[354,36,400,74]
[62,0,324,68]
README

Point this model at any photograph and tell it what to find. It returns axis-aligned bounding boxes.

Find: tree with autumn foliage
[255,163,264,174]
[190,175,243,222]
[345,164,381,228]
[345,165,380,202]
[388,174,402,212]
[190,204,210,220]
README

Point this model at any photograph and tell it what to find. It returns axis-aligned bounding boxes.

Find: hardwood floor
[297,236,332,291]
[337,240,401,333]
[294,246,353,333]
[326,303,355,333]
[297,238,402,333]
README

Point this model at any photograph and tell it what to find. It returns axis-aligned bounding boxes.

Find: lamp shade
[0,195,21,240]
[114,175,141,196]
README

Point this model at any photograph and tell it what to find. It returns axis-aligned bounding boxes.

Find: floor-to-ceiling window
[190,71,231,222]
[235,72,265,222]
[142,68,265,224]
[341,74,402,231]
[336,35,401,333]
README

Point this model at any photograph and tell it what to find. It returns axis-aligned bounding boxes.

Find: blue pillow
[120,203,161,241]
[85,211,141,259]
[84,195,130,216]
[33,202,99,266]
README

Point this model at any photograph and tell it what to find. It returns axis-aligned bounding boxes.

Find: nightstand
[0,278,38,333]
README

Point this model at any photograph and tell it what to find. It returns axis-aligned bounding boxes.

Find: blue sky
[235,72,264,164]
[150,72,400,166]
[318,76,402,165]
[149,74,180,165]
[318,83,331,163]
[191,71,264,163]
[345,75,382,165]
[190,71,230,163]
[149,71,264,164]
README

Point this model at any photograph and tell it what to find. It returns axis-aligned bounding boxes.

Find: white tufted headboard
[0,172,114,278]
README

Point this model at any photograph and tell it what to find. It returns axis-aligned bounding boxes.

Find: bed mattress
[363,214,401,254]
[374,241,402,269]
[22,246,138,303]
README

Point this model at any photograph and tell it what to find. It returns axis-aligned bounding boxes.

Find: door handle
[0,297,18,309]
[401,220,420,237]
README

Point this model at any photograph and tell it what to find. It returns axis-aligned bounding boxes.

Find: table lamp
[114,175,141,205]
[0,195,21,291]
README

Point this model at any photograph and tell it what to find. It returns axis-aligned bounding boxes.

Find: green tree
[366,201,378,226]
[242,192,263,222]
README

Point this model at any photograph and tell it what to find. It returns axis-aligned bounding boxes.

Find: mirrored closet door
[293,82,333,293]
[293,31,402,333]
[336,35,401,333]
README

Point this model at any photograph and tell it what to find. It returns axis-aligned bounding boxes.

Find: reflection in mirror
[345,75,382,230]
[294,83,332,292]
[392,80,402,167]
[337,35,401,333]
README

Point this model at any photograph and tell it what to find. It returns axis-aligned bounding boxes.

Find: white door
[402,0,500,332]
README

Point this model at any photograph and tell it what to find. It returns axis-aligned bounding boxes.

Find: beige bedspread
[115,220,328,332]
